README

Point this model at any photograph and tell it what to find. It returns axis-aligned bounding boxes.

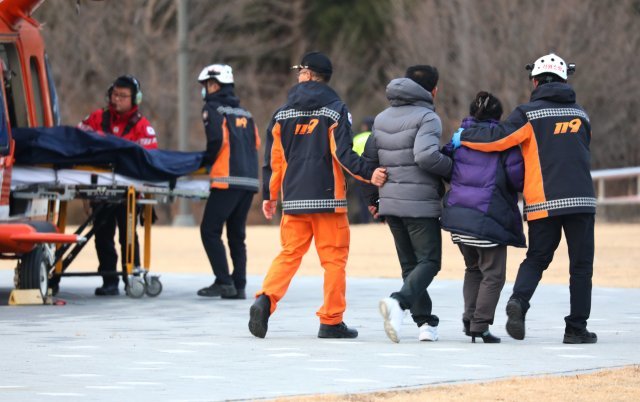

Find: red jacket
[79,105,158,150]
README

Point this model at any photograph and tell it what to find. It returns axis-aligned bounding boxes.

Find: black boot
[318,322,358,339]
[471,330,501,343]
[248,295,271,338]
[563,328,597,344]
[505,298,525,340]
[95,284,119,296]
[197,283,237,298]
[462,319,471,336]
[222,289,247,300]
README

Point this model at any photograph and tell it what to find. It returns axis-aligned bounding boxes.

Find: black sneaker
[197,283,237,298]
[563,328,598,344]
[222,289,247,300]
[318,322,358,339]
[95,285,120,296]
[248,295,271,338]
[505,298,525,340]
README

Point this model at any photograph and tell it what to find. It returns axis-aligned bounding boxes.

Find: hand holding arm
[371,167,387,187]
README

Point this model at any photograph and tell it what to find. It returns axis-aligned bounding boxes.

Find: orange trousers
[257,212,350,325]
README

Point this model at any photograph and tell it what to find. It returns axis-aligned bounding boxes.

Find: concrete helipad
[0,270,638,401]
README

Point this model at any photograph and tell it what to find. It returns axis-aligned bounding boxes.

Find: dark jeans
[459,244,507,332]
[386,216,441,327]
[93,202,141,287]
[511,213,595,331]
[200,189,254,290]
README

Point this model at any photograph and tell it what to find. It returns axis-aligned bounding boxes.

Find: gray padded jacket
[363,78,452,218]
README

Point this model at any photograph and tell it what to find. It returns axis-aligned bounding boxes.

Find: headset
[107,75,143,105]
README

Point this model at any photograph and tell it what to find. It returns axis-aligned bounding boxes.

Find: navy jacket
[441,118,526,247]
[262,81,373,214]
[202,86,260,192]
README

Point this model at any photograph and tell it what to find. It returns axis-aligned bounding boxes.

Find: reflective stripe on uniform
[274,107,340,123]
[282,199,347,211]
[211,176,259,189]
[523,197,597,214]
[525,108,590,122]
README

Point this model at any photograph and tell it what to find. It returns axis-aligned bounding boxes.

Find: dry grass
[274,365,640,402]
[10,222,633,288]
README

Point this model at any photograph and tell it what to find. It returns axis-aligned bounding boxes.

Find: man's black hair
[533,73,566,85]
[470,91,503,121]
[405,65,439,92]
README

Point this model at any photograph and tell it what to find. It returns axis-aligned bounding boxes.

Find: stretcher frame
[10,165,210,298]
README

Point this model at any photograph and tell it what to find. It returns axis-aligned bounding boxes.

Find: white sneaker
[419,324,439,341]
[379,297,404,343]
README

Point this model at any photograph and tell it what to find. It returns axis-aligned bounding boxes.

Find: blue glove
[451,127,463,149]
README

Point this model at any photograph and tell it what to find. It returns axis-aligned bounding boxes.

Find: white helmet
[527,53,574,80]
[197,64,234,84]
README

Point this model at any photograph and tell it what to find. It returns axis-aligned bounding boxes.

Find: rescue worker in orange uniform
[78,75,157,296]
[248,52,387,339]
[196,64,260,300]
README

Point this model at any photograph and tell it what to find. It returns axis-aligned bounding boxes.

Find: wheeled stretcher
[10,165,210,298]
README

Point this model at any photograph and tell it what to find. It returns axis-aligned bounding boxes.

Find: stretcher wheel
[126,276,145,299]
[15,244,52,300]
[144,275,162,297]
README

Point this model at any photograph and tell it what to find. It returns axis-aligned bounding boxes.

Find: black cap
[291,51,333,75]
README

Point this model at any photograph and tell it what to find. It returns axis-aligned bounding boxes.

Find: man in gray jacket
[364,65,452,343]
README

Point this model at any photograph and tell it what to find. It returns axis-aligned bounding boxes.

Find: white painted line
[306,367,348,372]
[320,340,364,345]
[133,361,172,365]
[429,348,465,352]
[47,354,91,358]
[177,342,220,346]
[308,359,346,363]
[117,381,163,386]
[335,378,377,383]
[180,375,226,380]
[268,352,309,358]
[410,375,445,380]
[377,352,414,357]
[86,386,130,390]
[156,349,196,354]
[380,365,422,369]
[265,347,300,351]
[557,354,596,359]
[60,345,99,350]
[60,374,103,378]
[37,392,85,396]
[0,385,25,389]
[543,346,583,350]
[453,364,493,368]
[597,330,630,333]
[125,367,165,371]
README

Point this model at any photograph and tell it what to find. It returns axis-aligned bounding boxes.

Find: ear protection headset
[107,75,143,105]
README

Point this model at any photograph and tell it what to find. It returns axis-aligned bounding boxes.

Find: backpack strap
[100,108,111,134]
[100,109,142,136]
[123,111,142,135]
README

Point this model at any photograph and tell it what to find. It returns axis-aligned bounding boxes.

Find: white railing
[591,166,640,205]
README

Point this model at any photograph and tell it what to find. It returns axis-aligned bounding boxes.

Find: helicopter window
[0,43,29,128]
[45,54,60,126]
[29,57,45,126]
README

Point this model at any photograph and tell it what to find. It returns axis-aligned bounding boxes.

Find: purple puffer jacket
[441,117,526,247]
